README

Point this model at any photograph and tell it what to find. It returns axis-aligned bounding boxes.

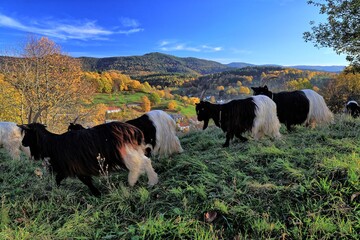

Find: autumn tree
[239,86,251,95]
[216,85,225,91]
[303,0,360,71]
[167,100,177,111]
[0,36,95,130]
[149,92,161,105]
[286,78,312,90]
[141,96,151,112]
[0,74,22,122]
[189,97,200,105]
[322,72,360,112]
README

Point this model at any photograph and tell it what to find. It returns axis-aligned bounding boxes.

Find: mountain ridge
[226,62,345,72]
[78,52,345,74]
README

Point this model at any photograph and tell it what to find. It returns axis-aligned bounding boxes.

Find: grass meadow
[0,114,359,239]
[93,92,196,117]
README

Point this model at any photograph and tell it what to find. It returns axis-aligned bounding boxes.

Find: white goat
[0,122,31,160]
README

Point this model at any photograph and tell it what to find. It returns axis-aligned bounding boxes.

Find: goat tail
[252,95,281,140]
[302,89,334,127]
[147,110,184,158]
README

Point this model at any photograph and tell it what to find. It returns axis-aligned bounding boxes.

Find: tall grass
[0,114,359,239]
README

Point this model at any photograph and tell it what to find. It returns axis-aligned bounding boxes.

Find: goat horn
[73,115,80,124]
[32,106,48,123]
[199,85,209,101]
[27,107,33,124]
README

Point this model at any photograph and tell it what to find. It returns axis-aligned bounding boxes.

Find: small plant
[97,153,116,192]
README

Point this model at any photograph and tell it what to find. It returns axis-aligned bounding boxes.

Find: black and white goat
[18,122,158,196]
[68,110,183,158]
[251,86,333,131]
[345,100,360,118]
[0,122,30,160]
[195,95,281,147]
[126,110,183,158]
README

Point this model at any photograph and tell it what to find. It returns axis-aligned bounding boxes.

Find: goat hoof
[92,191,101,197]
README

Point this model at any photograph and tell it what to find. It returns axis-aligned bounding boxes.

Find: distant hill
[228,62,345,73]
[226,62,255,68]
[79,52,232,76]
[289,65,345,72]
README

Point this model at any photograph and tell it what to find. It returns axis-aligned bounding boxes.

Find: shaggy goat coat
[0,122,30,160]
[196,95,281,147]
[127,110,183,158]
[68,110,183,158]
[19,122,158,196]
[252,86,333,130]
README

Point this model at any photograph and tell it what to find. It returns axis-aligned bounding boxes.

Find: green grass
[1,115,359,239]
[94,92,196,117]
[93,92,147,106]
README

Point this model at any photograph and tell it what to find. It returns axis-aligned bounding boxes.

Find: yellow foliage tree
[216,85,225,91]
[141,96,151,112]
[167,100,177,111]
[0,36,95,130]
[323,72,360,112]
[0,75,22,122]
[286,78,312,90]
[239,86,251,95]
[189,97,200,105]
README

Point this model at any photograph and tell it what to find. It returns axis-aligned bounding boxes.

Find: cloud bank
[159,40,222,53]
[0,13,143,40]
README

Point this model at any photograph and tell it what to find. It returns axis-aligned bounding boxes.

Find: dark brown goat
[18,122,158,196]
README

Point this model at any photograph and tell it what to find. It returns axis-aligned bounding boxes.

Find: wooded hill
[78,52,345,77]
[78,53,337,91]
[177,66,336,99]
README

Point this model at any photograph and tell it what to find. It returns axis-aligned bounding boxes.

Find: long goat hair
[126,110,183,158]
[345,100,360,118]
[195,95,281,147]
[18,122,158,196]
[252,85,333,130]
[69,110,184,158]
[0,122,31,160]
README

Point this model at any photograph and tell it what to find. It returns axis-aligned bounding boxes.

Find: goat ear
[17,124,29,130]
[264,85,268,90]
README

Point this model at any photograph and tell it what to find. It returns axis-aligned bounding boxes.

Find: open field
[93,92,196,118]
[0,115,359,239]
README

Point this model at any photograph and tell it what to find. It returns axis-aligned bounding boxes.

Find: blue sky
[0,0,348,66]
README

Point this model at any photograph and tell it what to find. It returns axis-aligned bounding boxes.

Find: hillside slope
[0,115,359,239]
[79,52,232,75]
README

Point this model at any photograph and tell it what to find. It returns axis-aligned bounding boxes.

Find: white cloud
[120,17,140,28]
[159,40,223,53]
[0,13,143,41]
[117,28,144,35]
[201,45,223,52]
[159,40,170,47]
